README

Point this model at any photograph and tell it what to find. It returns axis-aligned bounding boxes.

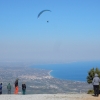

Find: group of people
[0,78,26,95]
[14,78,26,95]
[92,73,100,96]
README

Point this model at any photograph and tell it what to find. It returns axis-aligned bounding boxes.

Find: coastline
[30,61,100,81]
[47,70,86,82]
[48,70,54,78]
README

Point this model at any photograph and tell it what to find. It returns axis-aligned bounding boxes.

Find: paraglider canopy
[37,10,51,18]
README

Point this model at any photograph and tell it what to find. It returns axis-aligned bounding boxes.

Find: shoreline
[48,70,54,78]
[31,66,87,82]
[48,70,86,82]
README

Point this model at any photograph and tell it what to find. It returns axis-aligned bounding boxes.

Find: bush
[87,89,94,94]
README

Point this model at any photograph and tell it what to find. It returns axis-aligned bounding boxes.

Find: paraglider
[37,10,51,18]
[37,10,51,23]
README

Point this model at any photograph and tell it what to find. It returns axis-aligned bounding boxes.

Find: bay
[31,61,100,82]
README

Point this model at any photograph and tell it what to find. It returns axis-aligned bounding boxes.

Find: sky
[0,0,100,64]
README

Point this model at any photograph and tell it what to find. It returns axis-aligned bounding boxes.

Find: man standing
[22,83,26,95]
[0,83,2,94]
[7,83,11,94]
[92,73,100,96]
[14,78,19,94]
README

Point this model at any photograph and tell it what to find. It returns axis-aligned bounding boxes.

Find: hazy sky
[0,0,100,63]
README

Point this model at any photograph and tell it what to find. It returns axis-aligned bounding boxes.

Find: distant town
[0,62,92,94]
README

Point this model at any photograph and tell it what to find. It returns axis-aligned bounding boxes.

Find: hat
[95,73,98,77]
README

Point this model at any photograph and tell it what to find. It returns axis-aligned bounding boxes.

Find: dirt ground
[0,94,100,100]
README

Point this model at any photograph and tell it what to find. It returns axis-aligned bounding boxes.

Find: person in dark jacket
[92,73,100,96]
[14,78,19,94]
[0,83,2,94]
[22,83,26,95]
[7,83,11,94]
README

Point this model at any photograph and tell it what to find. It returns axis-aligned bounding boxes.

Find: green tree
[87,68,100,84]
[87,68,100,94]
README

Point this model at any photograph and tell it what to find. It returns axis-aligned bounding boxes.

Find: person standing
[22,83,26,95]
[92,73,100,96]
[7,83,11,94]
[0,83,2,94]
[14,78,19,94]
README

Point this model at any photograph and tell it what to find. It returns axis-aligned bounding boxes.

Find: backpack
[22,84,26,90]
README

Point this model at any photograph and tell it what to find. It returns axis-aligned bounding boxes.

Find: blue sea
[31,61,100,82]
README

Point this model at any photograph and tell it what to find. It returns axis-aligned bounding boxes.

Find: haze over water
[0,0,100,64]
[0,0,100,83]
